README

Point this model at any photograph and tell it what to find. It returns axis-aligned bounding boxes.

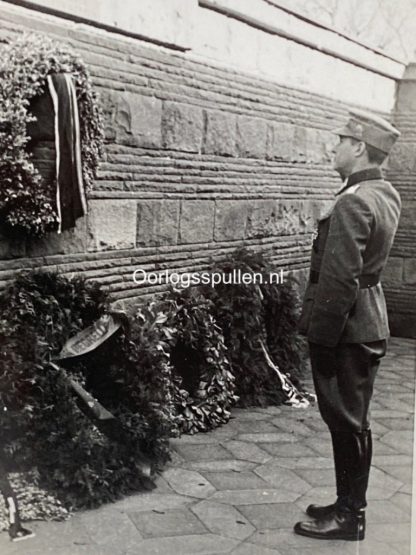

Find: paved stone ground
[1,337,414,555]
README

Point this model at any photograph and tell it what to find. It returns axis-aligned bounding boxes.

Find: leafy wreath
[0,33,104,236]
[128,290,238,435]
[167,289,238,434]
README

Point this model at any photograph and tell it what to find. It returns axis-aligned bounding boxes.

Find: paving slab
[237,502,306,530]
[223,440,272,464]
[258,442,317,458]
[391,541,413,555]
[302,437,333,456]
[249,527,346,549]
[254,465,311,494]
[365,522,411,543]
[293,467,335,487]
[230,409,272,420]
[390,491,412,513]
[172,443,232,461]
[186,459,257,473]
[111,493,194,512]
[236,433,299,444]
[128,507,207,538]
[277,543,357,555]
[366,499,411,524]
[380,464,413,485]
[270,417,313,436]
[162,468,216,498]
[125,533,240,554]
[210,488,300,506]
[200,470,269,491]
[268,456,334,469]
[191,500,255,540]
[230,541,283,554]
[226,419,279,434]
[383,429,414,453]
[78,508,143,552]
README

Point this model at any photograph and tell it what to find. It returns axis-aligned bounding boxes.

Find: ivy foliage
[0,272,168,510]
[203,249,307,406]
[0,33,104,236]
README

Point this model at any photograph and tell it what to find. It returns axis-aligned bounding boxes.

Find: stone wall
[0,1,408,317]
[385,63,416,338]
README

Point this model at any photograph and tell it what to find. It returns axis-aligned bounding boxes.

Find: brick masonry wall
[0,3,409,333]
[385,64,416,338]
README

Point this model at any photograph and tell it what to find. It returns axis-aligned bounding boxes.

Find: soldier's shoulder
[355,179,401,206]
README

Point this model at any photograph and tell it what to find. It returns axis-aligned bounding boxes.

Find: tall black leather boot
[306,431,350,518]
[295,430,371,541]
[294,507,365,541]
[347,429,372,511]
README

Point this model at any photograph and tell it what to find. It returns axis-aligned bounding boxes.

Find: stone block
[136,200,179,246]
[0,235,27,260]
[88,200,137,251]
[403,258,416,284]
[266,122,294,161]
[214,200,248,241]
[162,101,204,153]
[305,128,333,164]
[99,89,118,141]
[388,143,416,172]
[27,216,88,256]
[246,199,301,239]
[277,199,302,235]
[299,200,321,233]
[115,92,162,148]
[179,200,215,243]
[292,125,307,162]
[396,75,416,111]
[399,202,416,230]
[203,110,237,156]
[381,257,404,286]
[236,116,268,159]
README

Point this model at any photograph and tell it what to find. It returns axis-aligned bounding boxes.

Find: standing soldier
[294,109,401,541]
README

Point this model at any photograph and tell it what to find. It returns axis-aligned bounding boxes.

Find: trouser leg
[309,341,385,510]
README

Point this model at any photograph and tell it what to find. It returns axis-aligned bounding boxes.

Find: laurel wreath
[0,33,104,236]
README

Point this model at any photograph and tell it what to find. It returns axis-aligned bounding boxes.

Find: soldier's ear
[354,140,367,158]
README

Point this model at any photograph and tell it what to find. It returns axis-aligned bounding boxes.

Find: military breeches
[309,340,387,432]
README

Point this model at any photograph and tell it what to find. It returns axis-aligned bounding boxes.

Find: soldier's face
[332,136,359,179]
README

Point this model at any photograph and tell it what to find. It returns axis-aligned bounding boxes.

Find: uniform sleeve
[307,193,374,347]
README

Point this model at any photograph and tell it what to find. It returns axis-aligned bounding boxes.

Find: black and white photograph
[0,0,415,553]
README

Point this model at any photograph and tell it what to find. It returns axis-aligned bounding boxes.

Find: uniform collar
[336,167,383,196]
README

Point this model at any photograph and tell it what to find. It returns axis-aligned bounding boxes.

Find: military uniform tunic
[299,167,401,431]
